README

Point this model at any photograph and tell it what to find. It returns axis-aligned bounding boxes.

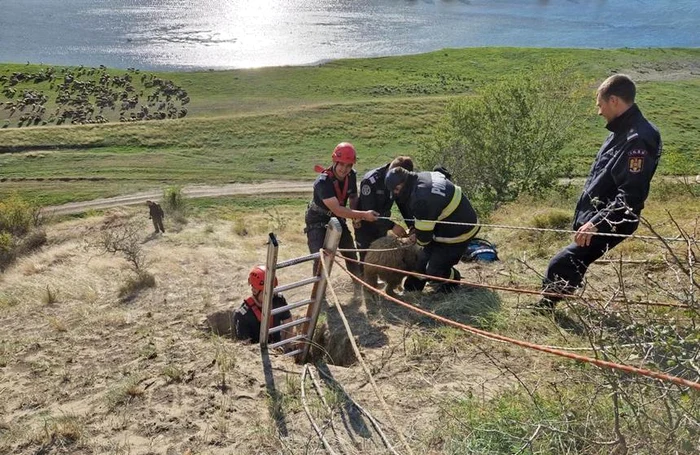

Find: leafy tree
[418,63,589,216]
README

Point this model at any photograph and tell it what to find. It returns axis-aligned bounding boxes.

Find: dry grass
[0,191,697,454]
[117,271,156,302]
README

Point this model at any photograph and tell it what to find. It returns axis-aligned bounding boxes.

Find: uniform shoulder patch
[627,128,639,142]
[361,184,372,196]
[318,173,327,181]
[628,154,644,174]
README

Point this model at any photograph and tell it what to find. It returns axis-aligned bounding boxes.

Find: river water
[1,0,699,70]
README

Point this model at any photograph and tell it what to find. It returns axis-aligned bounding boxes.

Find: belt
[303,222,327,233]
[307,201,331,217]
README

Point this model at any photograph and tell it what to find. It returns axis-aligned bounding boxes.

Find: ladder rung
[276,253,320,269]
[268,334,306,350]
[284,348,303,357]
[274,276,321,293]
[269,317,310,334]
[272,298,314,315]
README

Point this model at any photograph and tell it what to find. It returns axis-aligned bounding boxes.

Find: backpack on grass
[461,238,499,263]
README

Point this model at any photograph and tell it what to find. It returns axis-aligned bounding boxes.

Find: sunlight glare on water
[0,0,698,70]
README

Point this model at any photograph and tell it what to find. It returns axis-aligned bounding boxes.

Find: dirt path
[42,181,312,216]
[43,175,699,216]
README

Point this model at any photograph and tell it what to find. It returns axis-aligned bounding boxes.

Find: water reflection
[0,0,698,70]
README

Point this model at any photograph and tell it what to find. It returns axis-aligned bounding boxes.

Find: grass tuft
[105,376,145,410]
[42,285,59,305]
[118,271,156,302]
[39,414,85,447]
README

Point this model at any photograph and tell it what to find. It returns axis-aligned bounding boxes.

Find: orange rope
[333,258,700,392]
[339,255,690,309]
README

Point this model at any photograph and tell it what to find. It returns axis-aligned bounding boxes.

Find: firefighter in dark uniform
[305,142,379,281]
[354,156,414,261]
[385,167,480,293]
[539,74,662,309]
[234,265,292,344]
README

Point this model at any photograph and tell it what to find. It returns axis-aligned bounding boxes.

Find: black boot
[436,268,461,294]
[404,276,426,292]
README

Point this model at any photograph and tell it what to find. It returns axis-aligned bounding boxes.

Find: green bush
[0,193,39,236]
[0,195,45,271]
[0,232,15,271]
[163,186,185,213]
[418,62,588,216]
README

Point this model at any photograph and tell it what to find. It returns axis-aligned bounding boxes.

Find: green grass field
[2,47,700,205]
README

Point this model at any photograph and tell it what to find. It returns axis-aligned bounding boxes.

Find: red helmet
[248,265,278,292]
[332,142,357,164]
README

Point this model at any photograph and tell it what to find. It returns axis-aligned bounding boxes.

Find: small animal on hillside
[363,235,420,298]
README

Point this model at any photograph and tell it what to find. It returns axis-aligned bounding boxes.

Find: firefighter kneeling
[385,167,480,293]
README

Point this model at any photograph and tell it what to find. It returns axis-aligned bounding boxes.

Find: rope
[338,254,690,309]
[333,258,700,392]
[321,253,414,455]
[301,364,339,455]
[376,216,691,243]
[307,366,353,455]
[540,341,662,352]
[314,366,401,455]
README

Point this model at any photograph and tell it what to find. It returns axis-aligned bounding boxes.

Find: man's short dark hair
[389,156,414,172]
[598,74,636,104]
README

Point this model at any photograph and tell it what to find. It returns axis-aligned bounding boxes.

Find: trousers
[306,224,362,279]
[543,222,637,301]
[404,240,469,293]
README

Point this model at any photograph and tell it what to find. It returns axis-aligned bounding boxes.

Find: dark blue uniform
[355,164,413,259]
[543,104,662,300]
[234,295,291,344]
[400,171,480,293]
[304,169,361,276]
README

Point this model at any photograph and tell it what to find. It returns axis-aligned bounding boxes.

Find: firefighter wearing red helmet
[305,142,379,282]
[233,265,292,344]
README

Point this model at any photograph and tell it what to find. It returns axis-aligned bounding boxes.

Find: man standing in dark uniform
[354,156,414,260]
[146,200,165,234]
[385,167,480,293]
[234,265,292,344]
[539,74,662,309]
[305,142,379,281]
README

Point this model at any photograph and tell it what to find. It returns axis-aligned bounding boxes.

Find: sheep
[363,235,421,298]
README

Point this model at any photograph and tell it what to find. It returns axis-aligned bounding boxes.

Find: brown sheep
[363,235,421,298]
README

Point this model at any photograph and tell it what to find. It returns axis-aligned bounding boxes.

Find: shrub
[418,62,588,216]
[163,185,185,212]
[0,193,41,236]
[0,195,45,271]
[118,271,156,302]
[89,220,148,271]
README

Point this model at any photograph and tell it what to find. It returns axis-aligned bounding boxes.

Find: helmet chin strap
[252,289,263,305]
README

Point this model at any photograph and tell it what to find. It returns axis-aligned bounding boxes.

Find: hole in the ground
[204,308,357,367]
